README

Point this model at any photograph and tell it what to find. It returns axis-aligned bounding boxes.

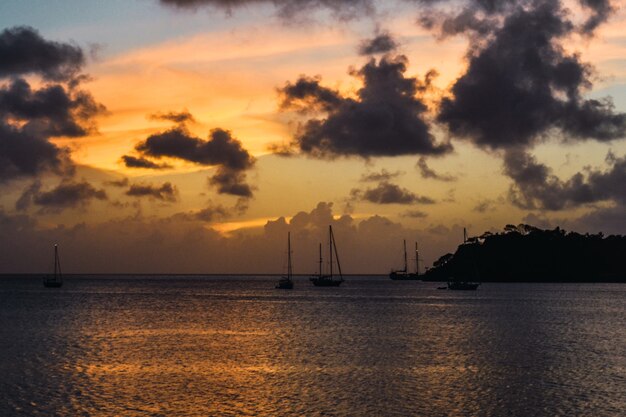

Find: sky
[1,0,625,273]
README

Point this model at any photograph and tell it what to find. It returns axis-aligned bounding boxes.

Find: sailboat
[310,225,344,287]
[276,232,294,289]
[43,244,63,288]
[390,240,420,280]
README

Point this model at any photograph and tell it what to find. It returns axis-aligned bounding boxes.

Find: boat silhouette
[276,232,294,289]
[43,244,63,288]
[310,225,344,287]
[389,240,420,280]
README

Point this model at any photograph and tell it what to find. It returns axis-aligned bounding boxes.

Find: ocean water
[0,275,624,416]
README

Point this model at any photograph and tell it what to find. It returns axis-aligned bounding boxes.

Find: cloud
[0,26,84,81]
[350,181,436,205]
[419,7,499,39]
[567,205,626,235]
[360,168,403,182]
[504,149,626,210]
[158,0,376,19]
[16,180,107,212]
[193,204,231,222]
[121,155,172,169]
[136,127,254,170]
[170,200,237,222]
[473,199,495,213]
[416,157,456,181]
[0,77,105,181]
[129,123,256,197]
[358,31,398,55]
[208,168,254,197]
[149,109,195,124]
[0,78,104,138]
[435,1,626,151]
[279,75,342,113]
[278,55,450,158]
[0,123,74,181]
[401,209,429,218]
[0,27,104,182]
[126,182,179,202]
[579,0,616,33]
[105,178,129,187]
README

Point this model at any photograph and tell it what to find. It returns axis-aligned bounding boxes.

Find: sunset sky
[1,0,625,273]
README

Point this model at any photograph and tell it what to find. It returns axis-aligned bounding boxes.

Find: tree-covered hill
[422,225,626,282]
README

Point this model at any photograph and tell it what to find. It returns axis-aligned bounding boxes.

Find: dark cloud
[171,201,234,222]
[194,204,231,222]
[149,109,195,124]
[351,181,436,205]
[279,76,342,113]
[579,0,615,33]
[401,209,429,218]
[418,8,500,39]
[0,78,104,137]
[105,178,129,187]
[436,1,626,150]
[279,55,450,158]
[131,125,256,197]
[504,149,626,210]
[0,26,84,81]
[358,32,398,55]
[473,199,495,213]
[360,169,403,182]
[16,180,107,212]
[209,167,254,197]
[416,157,456,181]
[0,77,104,181]
[568,205,626,235]
[158,0,375,19]
[121,155,172,169]
[0,123,74,181]
[0,27,104,182]
[126,182,179,202]
[136,127,254,170]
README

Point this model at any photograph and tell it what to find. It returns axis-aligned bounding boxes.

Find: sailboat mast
[53,244,58,276]
[403,239,407,272]
[331,227,343,279]
[329,225,333,278]
[319,243,323,277]
[287,232,292,279]
[415,242,419,275]
[54,244,62,282]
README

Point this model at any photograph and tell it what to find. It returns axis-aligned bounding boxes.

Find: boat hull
[43,280,62,288]
[310,276,343,287]
[275,278,294,289]
[389,272,420,280]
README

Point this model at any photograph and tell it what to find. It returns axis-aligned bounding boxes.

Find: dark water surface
[0,276,624,416]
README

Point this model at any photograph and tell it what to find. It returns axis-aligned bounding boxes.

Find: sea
[0,275,624,416]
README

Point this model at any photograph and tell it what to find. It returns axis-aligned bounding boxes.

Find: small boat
[276,232,294,289]
[310,225,344,287]
[43,244,63,288]
[389,240,420,280]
